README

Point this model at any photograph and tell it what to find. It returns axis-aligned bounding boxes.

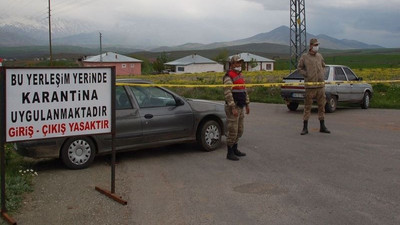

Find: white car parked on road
[280,65,373,112]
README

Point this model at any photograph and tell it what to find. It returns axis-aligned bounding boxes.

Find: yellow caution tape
[116,80,400,88]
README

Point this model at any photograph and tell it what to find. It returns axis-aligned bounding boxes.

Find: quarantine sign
[5,67,113,142]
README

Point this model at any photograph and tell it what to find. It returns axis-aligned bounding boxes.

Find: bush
[1,144,36,213]
[370,84,400,109]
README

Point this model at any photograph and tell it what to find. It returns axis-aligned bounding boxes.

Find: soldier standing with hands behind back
[298,38,330,135]
[223,55,250,161]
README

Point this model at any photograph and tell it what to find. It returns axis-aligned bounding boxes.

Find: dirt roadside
[5,104,400,225]
[10,156,134,225]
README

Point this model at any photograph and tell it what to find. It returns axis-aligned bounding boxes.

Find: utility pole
[48,0,53,65]
[99,32,103,62]
[289,0,307,71]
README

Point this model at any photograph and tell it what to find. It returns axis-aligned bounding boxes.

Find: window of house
[122,64,126,68]
[266,64,272,70]
[177,67,184,72]
[130,64,134,68]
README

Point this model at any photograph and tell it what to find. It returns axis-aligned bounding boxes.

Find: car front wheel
[197,120,221,151]
[361,92,370,109]
[325,95,337,113]
[287,102,299,111]
[61,137,96,169]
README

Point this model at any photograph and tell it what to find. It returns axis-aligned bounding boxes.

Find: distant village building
[82,52,142,75]
[228,53,275,71]
[165,54,223,74]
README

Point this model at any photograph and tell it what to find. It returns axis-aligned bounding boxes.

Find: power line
[48,0,53,65]
[51,0,99,17]
[3,0,48,21]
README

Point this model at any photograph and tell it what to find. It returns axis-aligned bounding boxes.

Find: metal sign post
[95,67,127,205]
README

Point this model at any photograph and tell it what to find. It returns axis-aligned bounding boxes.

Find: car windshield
[129,86,177,108]
[285,67,330,80]
[284,70,303,79]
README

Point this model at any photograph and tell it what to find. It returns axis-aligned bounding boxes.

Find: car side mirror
[176,98,185,106]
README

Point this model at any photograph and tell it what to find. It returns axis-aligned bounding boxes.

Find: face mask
[312,46,319,52]
[234,67,242,72]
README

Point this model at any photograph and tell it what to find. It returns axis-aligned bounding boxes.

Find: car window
[130,86,147,106]
[324,66,330,80]
[343,67,357,81]
[286,67,330,80]
[116,86,133,110]
[285,70,303,79]
[334,67,347,81]
[129,86,176,108]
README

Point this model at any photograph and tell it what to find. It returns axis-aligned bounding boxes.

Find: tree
[130,54,154,75]
[214,49,229,64]
[249,58,258,69]
[153,52,169,73]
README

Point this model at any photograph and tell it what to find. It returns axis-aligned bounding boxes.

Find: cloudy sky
[2,0,400,48]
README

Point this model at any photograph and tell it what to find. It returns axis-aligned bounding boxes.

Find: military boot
[227,146,239,161]
[319,120,331,133]
[233,143,246,157]
[301,120,308,135]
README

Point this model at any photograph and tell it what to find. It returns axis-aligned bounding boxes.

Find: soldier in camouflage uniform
[223,55,250,161]
[298,38,330,135]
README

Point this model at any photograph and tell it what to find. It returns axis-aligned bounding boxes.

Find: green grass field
[274,52,400,70]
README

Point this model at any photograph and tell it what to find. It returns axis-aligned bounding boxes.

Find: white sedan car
[281,65,373,112]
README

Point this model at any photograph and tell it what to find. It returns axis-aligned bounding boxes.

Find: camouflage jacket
[297,51,326,88]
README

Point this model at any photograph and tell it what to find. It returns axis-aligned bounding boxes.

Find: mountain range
[0,21,383,58]
[152,26,382,52]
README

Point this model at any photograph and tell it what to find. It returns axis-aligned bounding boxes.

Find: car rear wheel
[61,137,96,169]
[325,95,337,113]
[197,120,221,151]
[361,92,370,109]
[287,102,299,111]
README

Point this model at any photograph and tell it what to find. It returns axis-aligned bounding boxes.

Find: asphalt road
[12,103,400,225]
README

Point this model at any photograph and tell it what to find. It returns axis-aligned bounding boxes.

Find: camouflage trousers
[225,105,245,147]
[303,88,326,121]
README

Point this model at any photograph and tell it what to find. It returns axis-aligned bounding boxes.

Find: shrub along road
[12,103,400,225]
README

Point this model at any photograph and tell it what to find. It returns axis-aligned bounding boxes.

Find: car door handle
[144,114,153,119]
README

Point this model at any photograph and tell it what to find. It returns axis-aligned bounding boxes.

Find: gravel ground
[11,156,133,225]
[5,103,400,225]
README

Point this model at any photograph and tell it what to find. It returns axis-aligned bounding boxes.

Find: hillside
[151,26,382,52]
[134,42,290,62]
[1,24,383,55]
